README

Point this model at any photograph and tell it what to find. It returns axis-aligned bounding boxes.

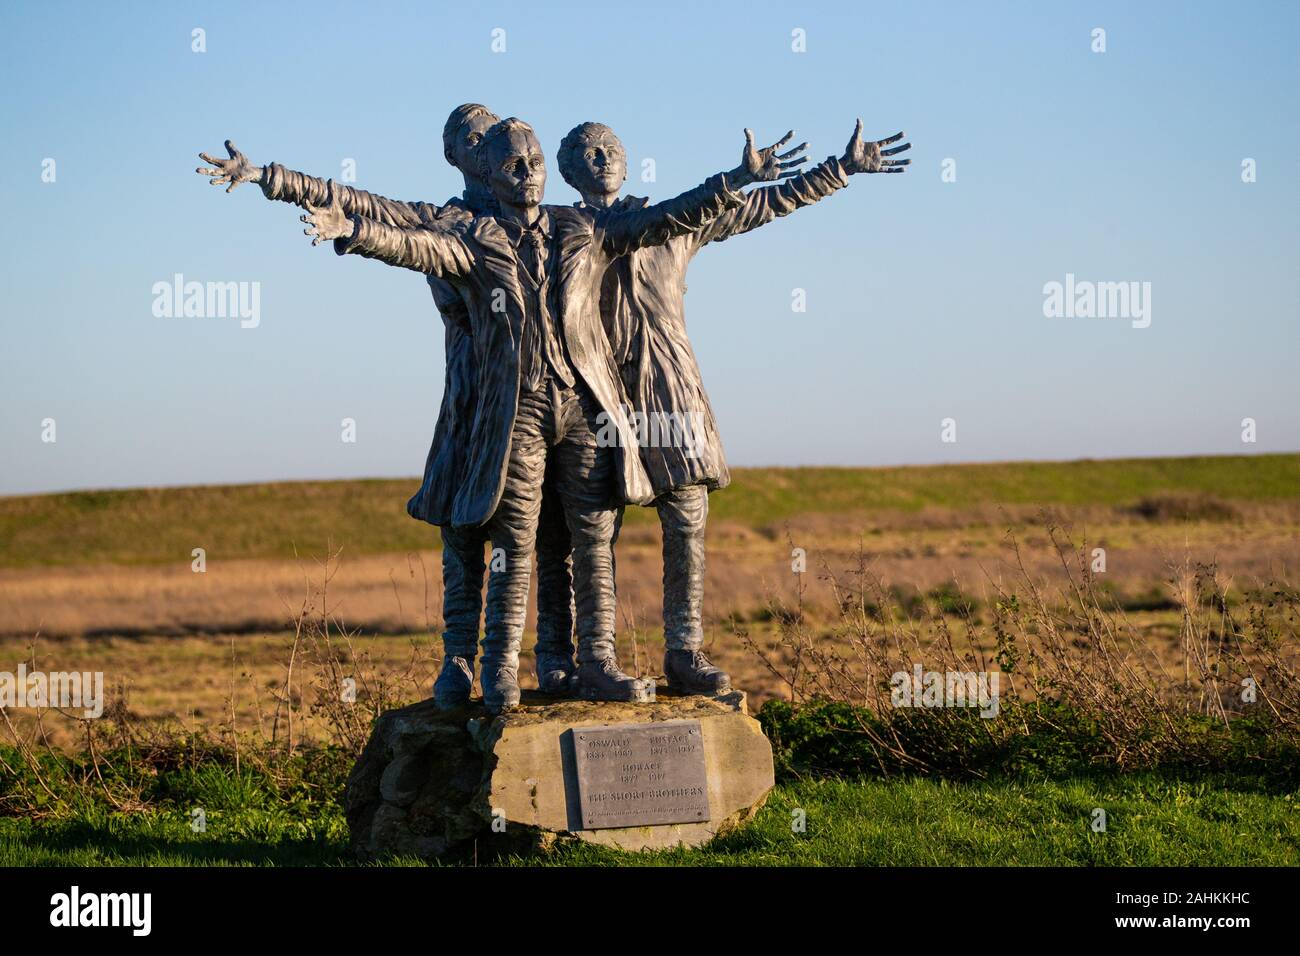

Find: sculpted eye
[467,133,481,146]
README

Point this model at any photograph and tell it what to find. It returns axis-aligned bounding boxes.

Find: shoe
[576,658,654,703]
[482,659,521,714]
[433,656,475,710]
[664,649,731,696]
[536,651,577,696]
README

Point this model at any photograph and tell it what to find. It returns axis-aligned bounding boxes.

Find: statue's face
[485,127,546,208]
[451,111,498,178]
[571,128,626,198]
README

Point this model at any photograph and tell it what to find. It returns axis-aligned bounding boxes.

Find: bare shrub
[736,518,1299,776]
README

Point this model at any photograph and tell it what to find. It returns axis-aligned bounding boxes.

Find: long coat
[335,174,745,528]
[593,155,851,496]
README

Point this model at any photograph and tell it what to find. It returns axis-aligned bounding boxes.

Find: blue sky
[1,0,1296,495]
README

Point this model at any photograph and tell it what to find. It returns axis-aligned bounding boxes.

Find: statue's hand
[843,121,911,175]
[301,182,352,245]
[735,129,809,186]
[196,139,263,193]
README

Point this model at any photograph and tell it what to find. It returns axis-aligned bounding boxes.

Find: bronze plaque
[571,720,711,829]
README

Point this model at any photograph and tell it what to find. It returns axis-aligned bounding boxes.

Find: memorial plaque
[571,720,711,829]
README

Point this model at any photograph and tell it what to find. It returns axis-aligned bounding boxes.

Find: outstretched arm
[196,139,431,228]
[300,185,473,279]
[598,128,809,257]
[694,121,912,248]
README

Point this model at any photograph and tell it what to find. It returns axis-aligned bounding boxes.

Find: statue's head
[443,103,500,179]
[558,122,626,201]
[477,118,546,210]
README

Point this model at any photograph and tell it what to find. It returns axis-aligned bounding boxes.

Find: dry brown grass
[3,501,1296,639]
[732,517,1300,774]
[2,499,1297,754]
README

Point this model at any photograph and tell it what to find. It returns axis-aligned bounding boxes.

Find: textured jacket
[334,174,746,527]
[592,155,851,496]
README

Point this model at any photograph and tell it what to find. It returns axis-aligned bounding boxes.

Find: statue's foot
[482,660,521,714]
[433,656,475,711]
[664,649,731,696]
[535,651,578,696]
[576,658,655,703]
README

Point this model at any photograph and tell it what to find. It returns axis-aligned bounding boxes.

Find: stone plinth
[345,689,774,859]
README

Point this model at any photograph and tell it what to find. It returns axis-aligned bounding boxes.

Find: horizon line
[5,449,1296,501]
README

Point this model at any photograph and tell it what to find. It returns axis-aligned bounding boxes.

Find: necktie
[521,229,546,287]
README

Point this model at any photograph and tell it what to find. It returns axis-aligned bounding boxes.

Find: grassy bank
[1,453,1296,568]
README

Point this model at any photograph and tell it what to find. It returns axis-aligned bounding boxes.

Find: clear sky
[2,0,1296,496]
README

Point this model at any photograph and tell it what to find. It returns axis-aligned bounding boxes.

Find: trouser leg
[549,384,619,664]
[482,395,549,695]
[657,484,728,695]
[565,503,619,663]
[534,474,575,660]
[610,505,624,600]
[439,524,486,659]
[657,485,708,652]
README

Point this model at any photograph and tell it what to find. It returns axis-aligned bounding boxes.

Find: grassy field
[3,770,1294,867]
[2,453,1296,568]
[0,609,1212,751]
[2,453,1298,747]
[1,454,1297,866]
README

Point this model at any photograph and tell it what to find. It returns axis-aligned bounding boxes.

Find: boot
[576,657,655,703]
[535,651,578,696]
[481,657,521,713]
[664,649,731,696]
[433,656,475,710]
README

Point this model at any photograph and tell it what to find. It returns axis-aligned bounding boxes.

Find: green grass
[3,774,1295,866]
[5,705,1295,867]
[1,453,1296,568]
[717,454,1300,521]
